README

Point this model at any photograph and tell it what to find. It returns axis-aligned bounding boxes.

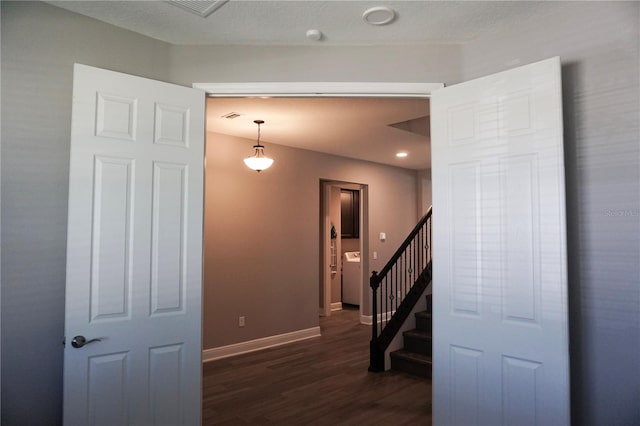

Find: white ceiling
[45,1,543,46]
[43,1,548,170]
[207,97,430,169]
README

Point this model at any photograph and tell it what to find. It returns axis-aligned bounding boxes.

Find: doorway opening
[319,180,367,322]
[198,82,438,361]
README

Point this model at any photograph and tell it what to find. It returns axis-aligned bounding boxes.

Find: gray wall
[2,1,639,425]
[0,2,172,424]
[203,132,419,348]
[417,168,432,216]
[167,44,463,86]
[461,3,640,425]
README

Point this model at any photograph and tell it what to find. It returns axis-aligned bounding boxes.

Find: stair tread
[403,328,432,340]
[390,349,432,365]
[415,310,432,318]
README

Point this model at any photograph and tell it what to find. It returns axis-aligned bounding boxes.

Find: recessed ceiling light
[362,6,396,26]
[396,152,408,158]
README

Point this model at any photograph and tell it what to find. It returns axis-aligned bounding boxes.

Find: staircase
[390,294,432,378]
[369,207,432,375]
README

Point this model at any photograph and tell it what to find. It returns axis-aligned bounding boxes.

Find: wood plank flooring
[202,307,432,425]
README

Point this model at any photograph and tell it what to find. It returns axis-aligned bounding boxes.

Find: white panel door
[431,57,569,425]
[64,64,205,425]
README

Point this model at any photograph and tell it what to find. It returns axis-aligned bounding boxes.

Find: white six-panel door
[431,57,569,425]
[64,64,205,425]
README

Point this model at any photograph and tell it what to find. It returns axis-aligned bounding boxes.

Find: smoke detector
[306,29,323,42]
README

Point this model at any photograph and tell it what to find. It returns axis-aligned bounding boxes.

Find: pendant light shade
[244,120,274,172]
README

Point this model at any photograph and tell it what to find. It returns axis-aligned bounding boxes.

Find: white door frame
[320,180,366,320]
[193,82,443,98]
[194,82,443,327]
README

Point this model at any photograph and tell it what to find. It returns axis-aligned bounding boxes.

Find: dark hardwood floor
[202,307,432,425]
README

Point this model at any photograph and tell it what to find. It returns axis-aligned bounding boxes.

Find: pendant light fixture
[243,119,274,172]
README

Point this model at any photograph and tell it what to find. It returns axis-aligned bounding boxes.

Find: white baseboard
[360,310,395,326]
[202,326,321,362]
[330,302,343,311]
[360,314,372,325]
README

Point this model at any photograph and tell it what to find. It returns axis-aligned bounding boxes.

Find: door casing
[320,180,366,319]
[195,82,441,327]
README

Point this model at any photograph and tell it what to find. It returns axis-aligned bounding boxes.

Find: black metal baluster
[369,209,432,372]
[384,274,388,325]
[391,263,394,315]
[411,239,415,288]
[418,229,421,273]
[397,256,401,313]
[429,215,432,263]
[395,261,398,313]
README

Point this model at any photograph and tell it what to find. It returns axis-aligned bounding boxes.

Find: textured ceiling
[45,1,544,46]
[207,97,431,170]
[42,0,548,170]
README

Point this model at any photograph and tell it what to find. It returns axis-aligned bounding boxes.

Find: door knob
[71,335,102,348]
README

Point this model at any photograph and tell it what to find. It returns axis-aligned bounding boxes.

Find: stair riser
[415,316,432,331]
[404,337,432,356]
[388,293,433,379]
[391,356,432,378]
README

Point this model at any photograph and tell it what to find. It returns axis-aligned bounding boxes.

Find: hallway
[202,307,432,425]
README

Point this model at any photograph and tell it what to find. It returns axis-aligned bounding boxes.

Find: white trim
[360,315,373,325]
[330,302,343,311]
[321,182,332,318]
[195,80,441,368]
[360,310,396,326]
[202,326,321,362]
[193,82,443,98]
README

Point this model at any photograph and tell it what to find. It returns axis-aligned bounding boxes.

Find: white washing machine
[342,251,361,306]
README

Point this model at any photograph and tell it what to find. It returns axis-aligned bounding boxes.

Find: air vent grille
[166,0,229,18]
[221,112,242,119]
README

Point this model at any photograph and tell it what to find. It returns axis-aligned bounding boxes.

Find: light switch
[373,251,378,260]
[379,232,386,241]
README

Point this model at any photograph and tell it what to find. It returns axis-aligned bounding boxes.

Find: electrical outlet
[239,316,245,327]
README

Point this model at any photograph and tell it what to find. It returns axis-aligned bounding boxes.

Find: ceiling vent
[221,112,242,119]
[165,0,229,18]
